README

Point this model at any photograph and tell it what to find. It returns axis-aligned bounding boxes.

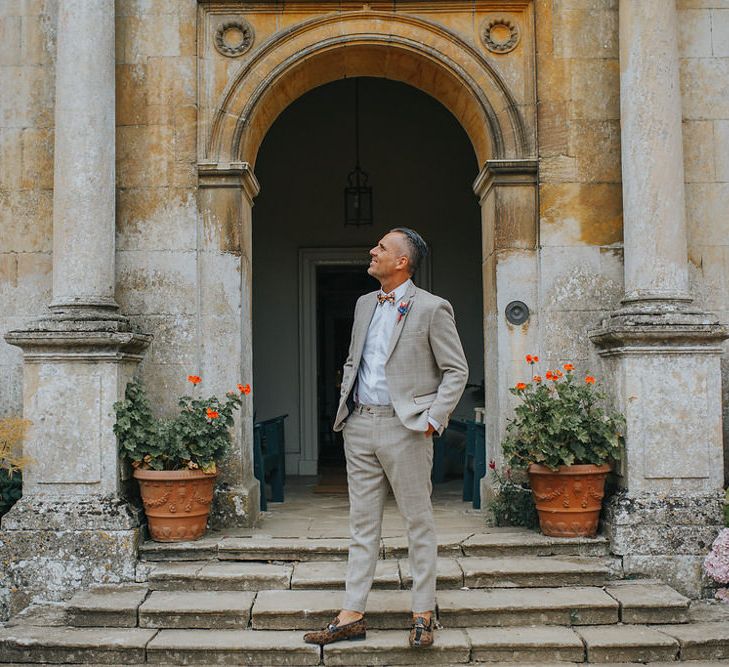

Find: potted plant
[501,355,624,538]
[113,375,251,542]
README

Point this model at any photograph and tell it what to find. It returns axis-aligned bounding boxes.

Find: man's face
[368,232,408,282]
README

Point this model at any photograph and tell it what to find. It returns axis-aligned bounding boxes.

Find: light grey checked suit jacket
[333,282,469,433]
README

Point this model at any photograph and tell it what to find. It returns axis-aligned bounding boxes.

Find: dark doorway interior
[316,265,378,470]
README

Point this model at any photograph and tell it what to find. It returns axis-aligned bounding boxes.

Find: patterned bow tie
[377,292,396,305]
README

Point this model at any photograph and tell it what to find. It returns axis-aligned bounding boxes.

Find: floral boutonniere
[397,300,410,323]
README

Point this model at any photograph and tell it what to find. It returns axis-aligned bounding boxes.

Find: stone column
[50,0,118,313]
[198,162,261,527]
[590,0,727,598]
[474,159,538,501]
[0,0,150,619]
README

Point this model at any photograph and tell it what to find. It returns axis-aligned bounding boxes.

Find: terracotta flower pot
[527,463,611,538]
[133,468,217,542]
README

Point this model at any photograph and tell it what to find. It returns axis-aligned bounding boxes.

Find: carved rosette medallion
[214,20,255,57]
[481,18,520,54]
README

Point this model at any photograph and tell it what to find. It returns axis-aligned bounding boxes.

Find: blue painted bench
[253,414,287,511]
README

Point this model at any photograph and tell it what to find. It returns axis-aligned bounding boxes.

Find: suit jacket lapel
[385,283,417,363]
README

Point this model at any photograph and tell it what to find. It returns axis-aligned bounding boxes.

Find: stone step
[466,625,586,663]
[138,590,256,629]
[575,624,680,663]
[654,621,729,661]
[63,583,688,634]
[461,531,609,557]
[143,555,618,593]
[66,585,149,628]
[437,586,620,627]
[605,581,690,624]
[138,528,610,562]
[146,560,293,591]
[4,623,727,665]
[458,555,617,588]
[145,628,320,665]
[249,586,624,630]
[0,625,157,664]
[322,629,470,665]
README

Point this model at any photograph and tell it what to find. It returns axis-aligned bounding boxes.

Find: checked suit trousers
[341,404,437,613]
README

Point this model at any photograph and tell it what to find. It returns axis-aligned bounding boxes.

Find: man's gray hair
[390,227,429,276]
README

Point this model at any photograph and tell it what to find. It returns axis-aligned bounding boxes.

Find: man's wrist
[427,416,442,435]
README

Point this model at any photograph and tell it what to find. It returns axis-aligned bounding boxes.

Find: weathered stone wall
[0,0,202,419]
[678,0,729,479]
[534,0,624,380]
[0,0,56,418]
[114,0,200,415]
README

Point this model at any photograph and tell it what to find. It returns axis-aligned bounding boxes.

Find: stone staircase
[2,528,729,665]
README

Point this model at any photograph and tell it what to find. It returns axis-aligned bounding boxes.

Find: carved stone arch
[205,11,531,167]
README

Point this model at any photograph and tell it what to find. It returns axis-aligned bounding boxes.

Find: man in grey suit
[304,228,468,648]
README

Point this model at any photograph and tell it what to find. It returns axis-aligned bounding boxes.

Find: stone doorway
[196,5,538,524]
[252,77,481,479]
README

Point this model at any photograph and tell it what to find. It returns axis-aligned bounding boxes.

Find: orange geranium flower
[187,375,202,385]
[563,363,574,372]
[206,408,219,419]
[545,370,554,380]
[585,375,596,384]
[238,383,251,395]
[525,354,533,363]
[515,382,527,390]
[553,370,563,379]
[533,375,542,383]
[533,355,539,362]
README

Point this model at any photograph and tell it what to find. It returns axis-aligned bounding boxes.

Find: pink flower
[488,459,496,470]
[704,528,729,585]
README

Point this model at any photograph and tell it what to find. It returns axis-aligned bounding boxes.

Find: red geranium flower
[187,375,202,385]
[585,376,596,384]
[206,408,219,419]
[238,383,251,395]
[515,382,527,390]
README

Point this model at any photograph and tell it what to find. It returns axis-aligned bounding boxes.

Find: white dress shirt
[355,278,441,433]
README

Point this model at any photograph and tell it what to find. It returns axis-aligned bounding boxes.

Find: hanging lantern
[344,78,373,227]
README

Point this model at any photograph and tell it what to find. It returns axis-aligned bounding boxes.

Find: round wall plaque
[481,18,520,54]
[214,20,255,58]
[505,300,529,325]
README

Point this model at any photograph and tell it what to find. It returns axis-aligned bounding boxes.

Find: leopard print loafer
[409,615,434,648]
[303,615,367,645]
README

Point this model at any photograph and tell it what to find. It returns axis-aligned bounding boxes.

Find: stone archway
[196,6,538,525]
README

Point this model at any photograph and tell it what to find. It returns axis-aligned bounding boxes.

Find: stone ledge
[1,495,142,531]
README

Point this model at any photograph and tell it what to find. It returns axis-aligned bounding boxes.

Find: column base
[0,496,142,621]
[210,478,261,528]
[603,490,724,598]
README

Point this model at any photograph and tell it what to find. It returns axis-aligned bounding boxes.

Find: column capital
[198,161,261,201]
[473,158,537,201]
